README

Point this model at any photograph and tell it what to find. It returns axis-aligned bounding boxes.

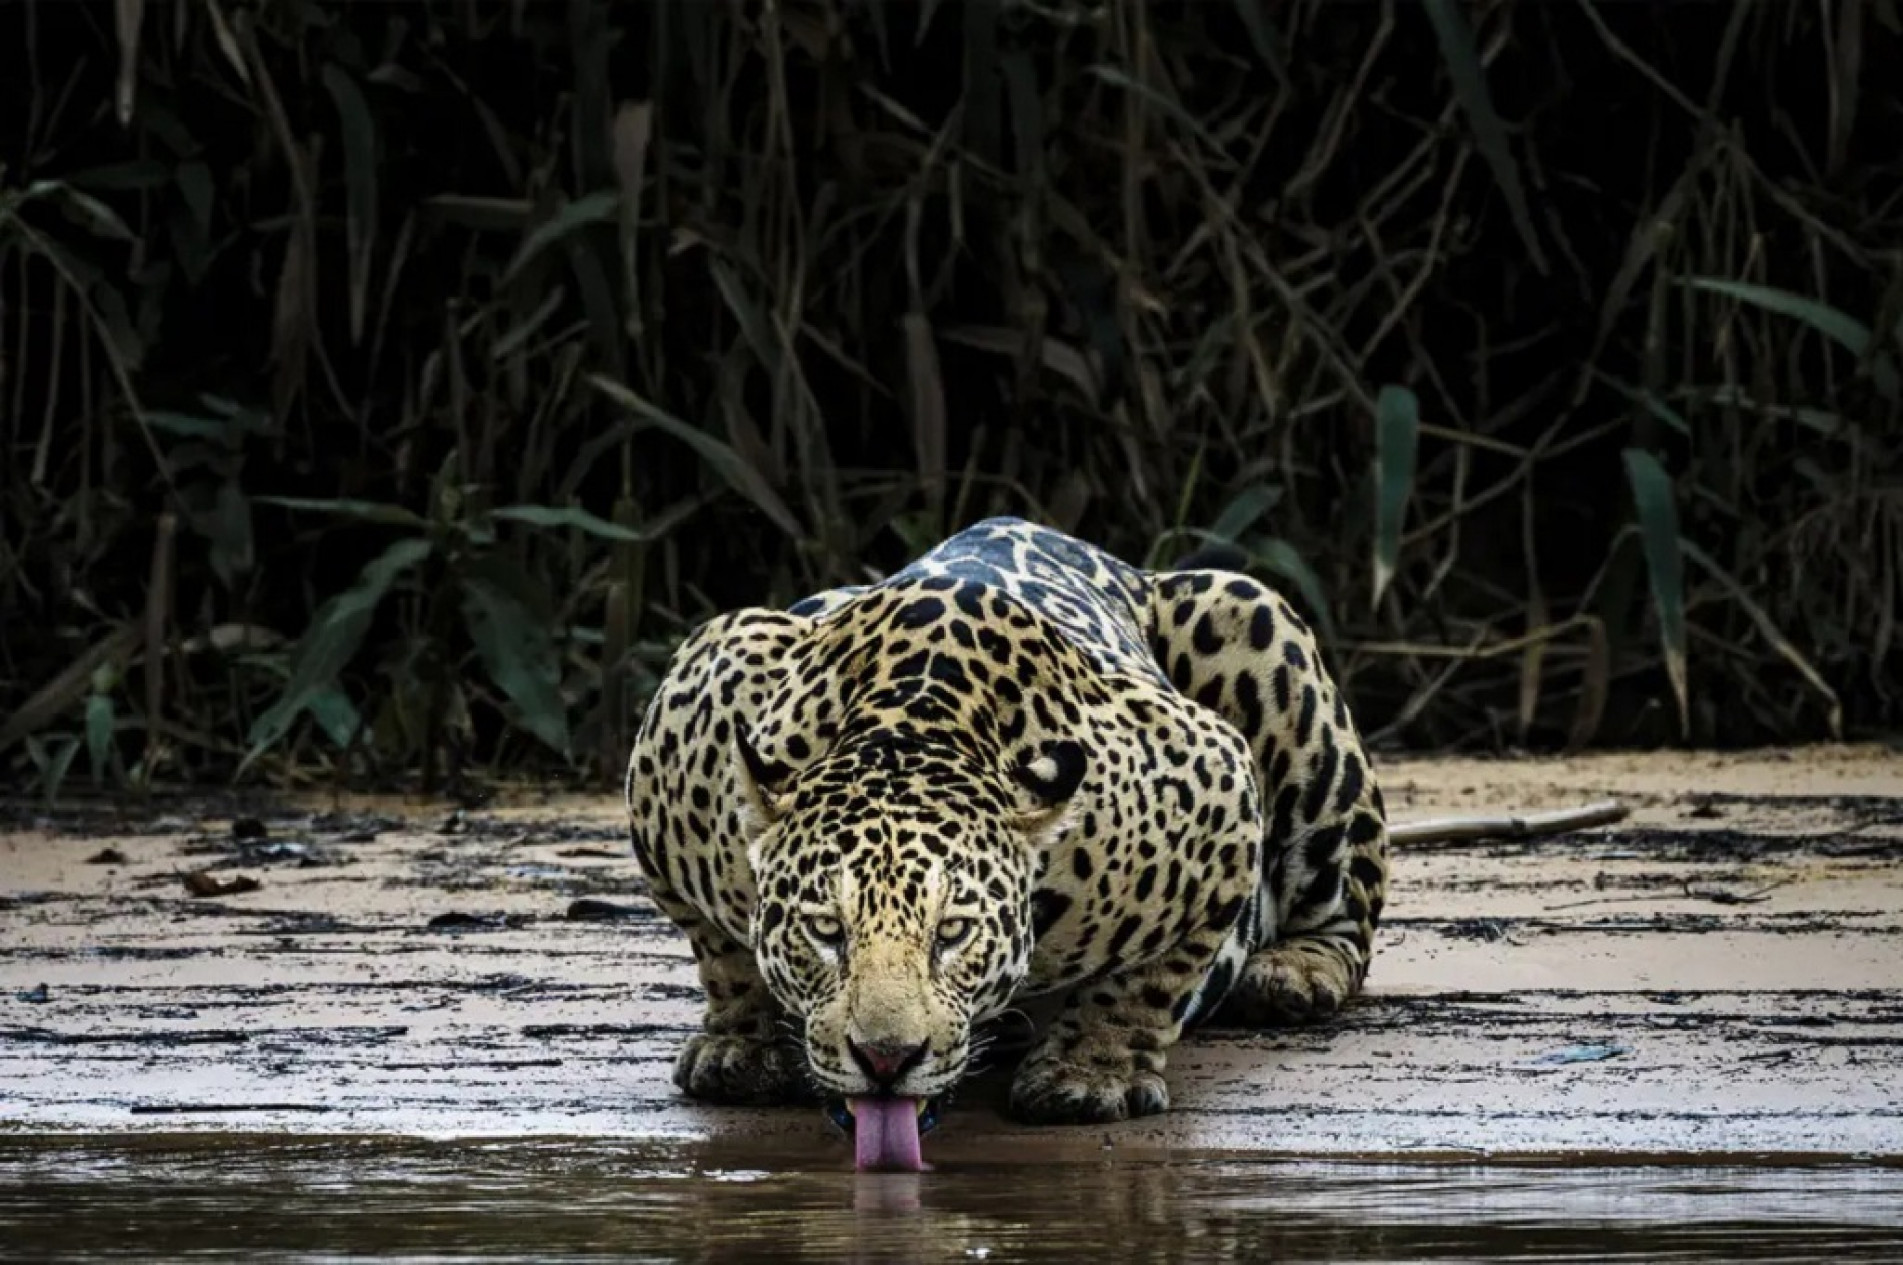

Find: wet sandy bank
[3,744,1900,1160]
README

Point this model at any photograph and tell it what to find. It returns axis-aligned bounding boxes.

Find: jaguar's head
[735,724,1085,1168]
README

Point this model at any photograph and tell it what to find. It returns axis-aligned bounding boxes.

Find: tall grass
[1,0,1897,797]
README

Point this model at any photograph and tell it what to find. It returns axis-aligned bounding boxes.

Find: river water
[3,1135,1900,1263]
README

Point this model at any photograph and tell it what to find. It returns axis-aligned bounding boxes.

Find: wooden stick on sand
[1389,799,1631,848]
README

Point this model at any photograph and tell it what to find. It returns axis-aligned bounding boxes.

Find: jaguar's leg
[624,607,820,1106]
[1149,570,1391,1026]
[1009,903,1244,1125]
[653,887,818,1106]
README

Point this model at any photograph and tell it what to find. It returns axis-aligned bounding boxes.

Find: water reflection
[1,1135,1901,1263]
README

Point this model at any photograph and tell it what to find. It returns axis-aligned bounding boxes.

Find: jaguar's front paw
[1007,1047,1170,1125]
[673,1033,817,1106]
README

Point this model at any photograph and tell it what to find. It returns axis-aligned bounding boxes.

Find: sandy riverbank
[3,744,1899,1160]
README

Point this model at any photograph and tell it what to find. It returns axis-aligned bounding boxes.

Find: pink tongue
[851,1097,924,1172]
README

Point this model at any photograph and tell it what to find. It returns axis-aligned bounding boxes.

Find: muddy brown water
[3,1136,1902,1263]
[3,746,1902,1259]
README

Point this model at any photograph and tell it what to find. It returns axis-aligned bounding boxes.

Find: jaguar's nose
[846,1037,928,1089]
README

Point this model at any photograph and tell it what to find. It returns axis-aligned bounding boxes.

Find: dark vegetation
[1,0,1898,798]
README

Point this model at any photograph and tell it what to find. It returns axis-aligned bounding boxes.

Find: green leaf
[460,557,570,755]
[490,287,566,361]
[1371,384,1420,608]
[423,195,535,232]
[87,271,145,369]
[1421,0,1549,275]
[37,735,83,806]
[84,693,115,785]
[0,625,136,756]
[1685,277,1871,352]
[175,162,215,235]
[19,228,103,288]
[565,233,624,371]
[708,255,780,376]
[63,160,172,192]
[321,63,380,345]
[305,687,363,749]
[1209,484,1282,544]
[502,190,619,285]
[206,480,255,587]
[24,179,136,242]
[1230,0,1290,80]
[917,0,947,45]
[255,495,428,529]
[143,410,231,440]
[146,399,271,445]
[589,374,805,539]
[1682,277,1901,401]
[1000,49,1045,175]
[245,536,432,759]
[166,197,214,285]
[199,394,267,424]
[490,504,648,542]
[1634,390,1694,438]
[1621,448,1689,737]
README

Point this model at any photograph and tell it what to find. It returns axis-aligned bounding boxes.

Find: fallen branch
[1390,799,1630,847]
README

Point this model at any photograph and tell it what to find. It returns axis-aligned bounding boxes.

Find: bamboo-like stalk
[0,0,1893,788]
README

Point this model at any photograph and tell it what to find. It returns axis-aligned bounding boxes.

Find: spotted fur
[625,517,1390,1125]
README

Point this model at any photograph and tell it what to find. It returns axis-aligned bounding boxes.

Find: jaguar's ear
[734,724,796,838]
[1009,739,1088,840]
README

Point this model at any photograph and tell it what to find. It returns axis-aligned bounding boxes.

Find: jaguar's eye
[806,913,845,946]
[936,916,973,949]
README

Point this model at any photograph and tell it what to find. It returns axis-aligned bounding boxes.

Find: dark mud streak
[1,1025,411,1047]
[1176,1104,1903,1123]
[128,1102,335,1115]
[1196,1000,1903,1045]
[1416,829,1903,863]
[1387,914,1903,937]
[519,1023,687,1040]
[1691,791,1903,816]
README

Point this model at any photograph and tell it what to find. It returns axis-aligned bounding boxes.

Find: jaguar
[625,517,1390,1169]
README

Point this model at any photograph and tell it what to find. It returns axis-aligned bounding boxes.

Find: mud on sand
[2,744,1900,1160]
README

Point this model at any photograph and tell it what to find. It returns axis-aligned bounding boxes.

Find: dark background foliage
[2,0,1899,798]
